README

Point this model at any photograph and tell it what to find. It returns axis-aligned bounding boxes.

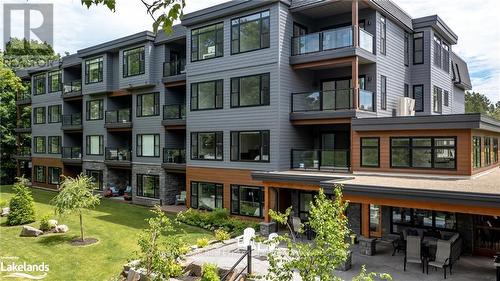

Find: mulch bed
[70,237,99,246]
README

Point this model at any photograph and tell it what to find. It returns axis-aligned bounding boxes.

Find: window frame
[360,137,380,168]
[136,174,160,199]
[390,207,457,234]
[34,136,46,154]
[433,86,443,113]
[190,80,223,111]
[404,83,409,98]
[34,165,46,183]
[493,138,499,163]
[86,99,104,121]
[390,136,457,170]
[47,136,61,154]
[191,22,224,62]
[48,70,62,93]
[190,131,224,161]
[443,90,449,107]
[485,137,492,166]
[86,170,104,190]
[230,184,264,218]
[85,56,104,84]
[48,105,62,123]
[413,32,424,65]
[412,84,424,112]
[380,75,387,110]
[404,32,409,66]
[122,46,146,78]
[136,92,160,117]
[380,16,387,55]
[136,134,160,157]
[230,130,270,162]
[190,181,224,210]
[86,135,104,156]
[230,73,270,108]
[34,107,46,124]
[433,35,442,68]
[473,136,482,169]
[47,167,61,185]
[230,10,270,55]
[33,74,46,95]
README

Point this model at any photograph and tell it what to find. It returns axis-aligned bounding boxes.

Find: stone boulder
[54,224,69,233]
[20,225,43,237]
[1,207,9,217]
[47,219,58,229]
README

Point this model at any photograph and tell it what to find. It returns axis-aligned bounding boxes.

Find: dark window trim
[230,10,270,55]
[47,136,61,154]
[136,92,160,117]
[190,80,223,111]
[47,167,61,185]
[413,32,424,65]
[84,56,104,84]
[433,86,443,114]
[86,99,104,120]
[485,137,492,166]
[48,105,62,123]
[493,138,499,164]
[380,16,387,55]
[34,165,46,183]
[86,135,104,156]
[390,207,457,234]
[33,74,46,95]
[298,191,317,220]
[412,84,424,112]
[47,70,62,93]
[230,130,270,163]
[230,73,270,108]
[136,134,160,157]
[380,75,387,110]
[86,170,104,190]
[360,137,380,168]
[190,181,224,210]
[190,131,224,161]
[390,136,457,170]
[34,136,46,154]
[404,32,409,67]
[34,107,46,124]
[473,136,482,169]
[136,174,160,199]
[444,90,449,107]
[190,22,224,62]
[122,45,146,78]
[230,184,264,218]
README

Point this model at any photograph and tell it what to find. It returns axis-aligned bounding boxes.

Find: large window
[485,137,492,166]
[231,185,263,217]
[85,57,104,84]
[47,167,61,185]
[404,32,409,66]
[494,138,499,163]
[473,136,482,169]
[433,86,442,113]
[231,73,270,107]
[48,136,61,154]
[380,75,387,110]
[190,181,223,210]
[191,132,223,160]
[433,35,442,68]
[444,90,449,107]
[123,46,145,77]
[137,174,159,198]
[86,170,103,190]
[33,74,46,95]
[230,131,269,162]
[48,105,61,123]
[136,134,160,157]
[360,137,379,167]
[86,135,103,155]
[34,166,46,183]
[412,85,424,112]
[48,70,62,93]
[391,137,456,169]
[231,11,270,54]
[86,99,104,120]
[442,44,450,72]
[34,107,46,124]
[299,192,315,221]
[137,92,160,117]
[433,35,450,72]
[391,207,456,233]
[413,32,424,65]
[191,23,224,62]
[191,80,223,110]
[380,16,386,55]
[34,136,46,153]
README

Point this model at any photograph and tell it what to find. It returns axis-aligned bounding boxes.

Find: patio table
[422,236,438,260]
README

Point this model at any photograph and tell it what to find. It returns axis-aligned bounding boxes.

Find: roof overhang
[413,15,458,44]
[77,31,155,58]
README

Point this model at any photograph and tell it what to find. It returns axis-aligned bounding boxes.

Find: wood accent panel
[361,203,369,237]
[352,0,359,47]
[351,56,359,109]
[291,118,351,126]
[165,81,186,88]
[108,90,130,97]
[31,157,64,190]
[471,129,500,175]
[292,57,355,70]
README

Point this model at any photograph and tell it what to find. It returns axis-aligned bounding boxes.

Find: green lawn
[0,185,213,281]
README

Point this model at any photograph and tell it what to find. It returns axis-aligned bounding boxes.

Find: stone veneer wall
[346,203,362,235]
[131,164,164,206]
[82,161,107,189]
[164,172,185,205]
[107,168,131,190]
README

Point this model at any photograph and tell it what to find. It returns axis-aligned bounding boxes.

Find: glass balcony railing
[105,109,131,124]
[105,147,131,161]
[17,147,31,156]
[62,147,82,159]
[291,149,350,170]
[291,89,355,112]
[359,28,374,53]
[62,80,82,94]
[163,148,186,164]
[163,59,186,77]
[62,113,82,126]
[163,104,186,120]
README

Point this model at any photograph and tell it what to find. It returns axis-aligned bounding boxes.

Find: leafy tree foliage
[465,91,500,120]
[3,38,59,69]
[7,176,36,226]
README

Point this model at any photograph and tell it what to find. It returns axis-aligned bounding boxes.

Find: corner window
[412,85,424,112]
[85,57,104,84]
[231,185,263,217]
[380,75,387,110]
[137,92,160,117]
[137,174,159,199]
[433,86,442,113]
[190,181,223,210]
[136,134,160,157]
[190,80,223,110]
[231,10,270,54]
[48,136,61,154]
[230,131,269,162]
[48,105,61,123]
[34,107,46,124]
[86,99,104,120]
[360,138,379,167]
[231,73,270,107]
[473,136,482,169]
[86,170,103,190]
[48,70,62,93]
[380,16,386,55]
[191,132,223,160]
[123,46,145,77]
[413,32,424,65]
[86,135,103,155]
[433,35,442,68]
[391,137,456,169]
[485,137,492,166]
[404,32,409,66]
[494,138,499,163]
[34,166,46,183]
[33,74,46,95]
[191,23,224,62]
[48,167,61,185]
[34,136,46,153]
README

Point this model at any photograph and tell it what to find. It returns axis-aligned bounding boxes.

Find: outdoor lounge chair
[109,186,119,197]
[427,239,451,279]
[175,191,186,205]
[292,217,302,238]
[404,235,425,273]
[237,227,255,252]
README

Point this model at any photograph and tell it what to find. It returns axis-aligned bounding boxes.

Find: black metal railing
[105,109,131,124]
[62,113,82,126]
[62,80,82,94]
[17,146,31,156]
[221,245,252,281]
[62,147,82,159]
[291,149,350,170]
[163,104,186,120]
[163,148,186,164]
[105,147,131,161]
[163,58,186,77]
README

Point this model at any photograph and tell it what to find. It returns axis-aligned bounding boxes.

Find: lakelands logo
[0,257,49,280]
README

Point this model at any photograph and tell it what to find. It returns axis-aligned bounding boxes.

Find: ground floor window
[190,181,223,210]
[86,170,103,190]
[299,192,315,221]
[360,137,379,167]
[391,207,456,233]
[390,137,456,169]
[231,185,263,217]
[47,167,61,185]
[34,166,45,183]
[136,174,159,198]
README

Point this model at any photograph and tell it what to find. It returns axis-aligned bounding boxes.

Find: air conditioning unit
[397,97,416,116]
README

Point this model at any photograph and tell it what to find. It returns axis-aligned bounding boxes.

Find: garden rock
[20,225,43,237]
[55,224,69,233]
[1,207,9,217]
[47,219,58,229]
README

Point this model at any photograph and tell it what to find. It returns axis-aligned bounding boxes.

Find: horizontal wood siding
[471,129,500,175]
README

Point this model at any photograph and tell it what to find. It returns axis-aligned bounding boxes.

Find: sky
[1,0,499,103]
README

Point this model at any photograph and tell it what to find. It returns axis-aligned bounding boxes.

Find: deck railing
[291,149,350,170]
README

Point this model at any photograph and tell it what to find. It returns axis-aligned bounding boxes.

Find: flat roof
[413,15,458,44]
[77,31,155,58]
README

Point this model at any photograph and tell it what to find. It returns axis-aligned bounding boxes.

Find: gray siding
[118,42,154,89]
[82,53,109,94]
[430,29,453,115]
[82,93,107,162]
[410,27,432,115]
[453,86,465,114]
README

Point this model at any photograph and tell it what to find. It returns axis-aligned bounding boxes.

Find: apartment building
[14,0,500,257]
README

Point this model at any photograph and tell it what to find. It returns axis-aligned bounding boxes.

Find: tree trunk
[79,213,84,242]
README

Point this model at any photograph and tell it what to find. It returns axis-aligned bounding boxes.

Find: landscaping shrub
[39,215,51,231]
[201,263,220,281]
[0,199,8,208]
[7,177,35,226]
[196,237,209,248]
[177,208,259,235]
[214,228,231,241]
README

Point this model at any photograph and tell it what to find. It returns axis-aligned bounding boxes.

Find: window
[414,209,434,228]
[494,138,499,163]
[433,86,442,113]
[404,83,409,97]
[48,105,61,123]
[293,22,307,36]
[485,137,491,166]
[433,138,457,169]
[34,136,46,153]
[137,92,160,117]
[299,192,315,221]
[137,174,159,198]
[47,167,61,185]
[85,57,104,84]
[231,185,263,217]
[191,80,223,110]
[33,74,46,95]
[380,16,386,55]
[473,136,482,168]
[404,32,409,66]
[231,10,270,54]
[413,32,424,64]
[391,137,456,169]
[231,73,270,107]
[136,134,160,157]
[391,207,412,233]
[48,136,61,154]
[433,35,442,68]
[191,23,224,62]
[391,207,456,233]
[442,44,450,72]
[34,166,46,183]
[190,181,223,210]
[86,99,104,120]
[443,90,449,107]
[48,70,62,92]
[380,75,387,110]
[34,107,46,124]
[191,132,223,160]
[360,138,379,167]
[230,131,269,162]
[412,85,424,112]
[86,170,103,190]
[123,46,145,77]
[86,135,103,155]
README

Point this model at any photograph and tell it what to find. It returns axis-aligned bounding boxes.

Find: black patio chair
[392,231,406,256]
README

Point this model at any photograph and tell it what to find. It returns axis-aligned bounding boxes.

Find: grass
[0,185,213,281]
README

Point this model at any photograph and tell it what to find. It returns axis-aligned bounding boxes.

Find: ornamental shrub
[7,177,35,226]
[197,237,210,248]
[201,263,220,281]
[214,228,231,241]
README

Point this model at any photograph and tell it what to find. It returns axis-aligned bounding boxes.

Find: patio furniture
[404,235,425,273]
[292,216,302,238]
[391,232,406,256]
[110,186,120,197]
[175,191,186,205]
[449,233,462,272]
[427,239,451,279]
[237,227,256,252]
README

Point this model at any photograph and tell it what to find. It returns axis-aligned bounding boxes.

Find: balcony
[62,80,82,99]
[104,109,132,130]
[162,148,186,172]
[104,147,132,168]
[291,149,350,171]
[15,121,31,133]
[62,147,82,165]
[14,147,31,160]
[16,89,31,105]
[290,26,375,67]
[162,59,186,86]
[61,113,82,131]
[162,104,186,128]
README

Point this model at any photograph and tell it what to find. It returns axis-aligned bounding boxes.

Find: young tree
[7,176,36,226]
[52,174,101,242]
